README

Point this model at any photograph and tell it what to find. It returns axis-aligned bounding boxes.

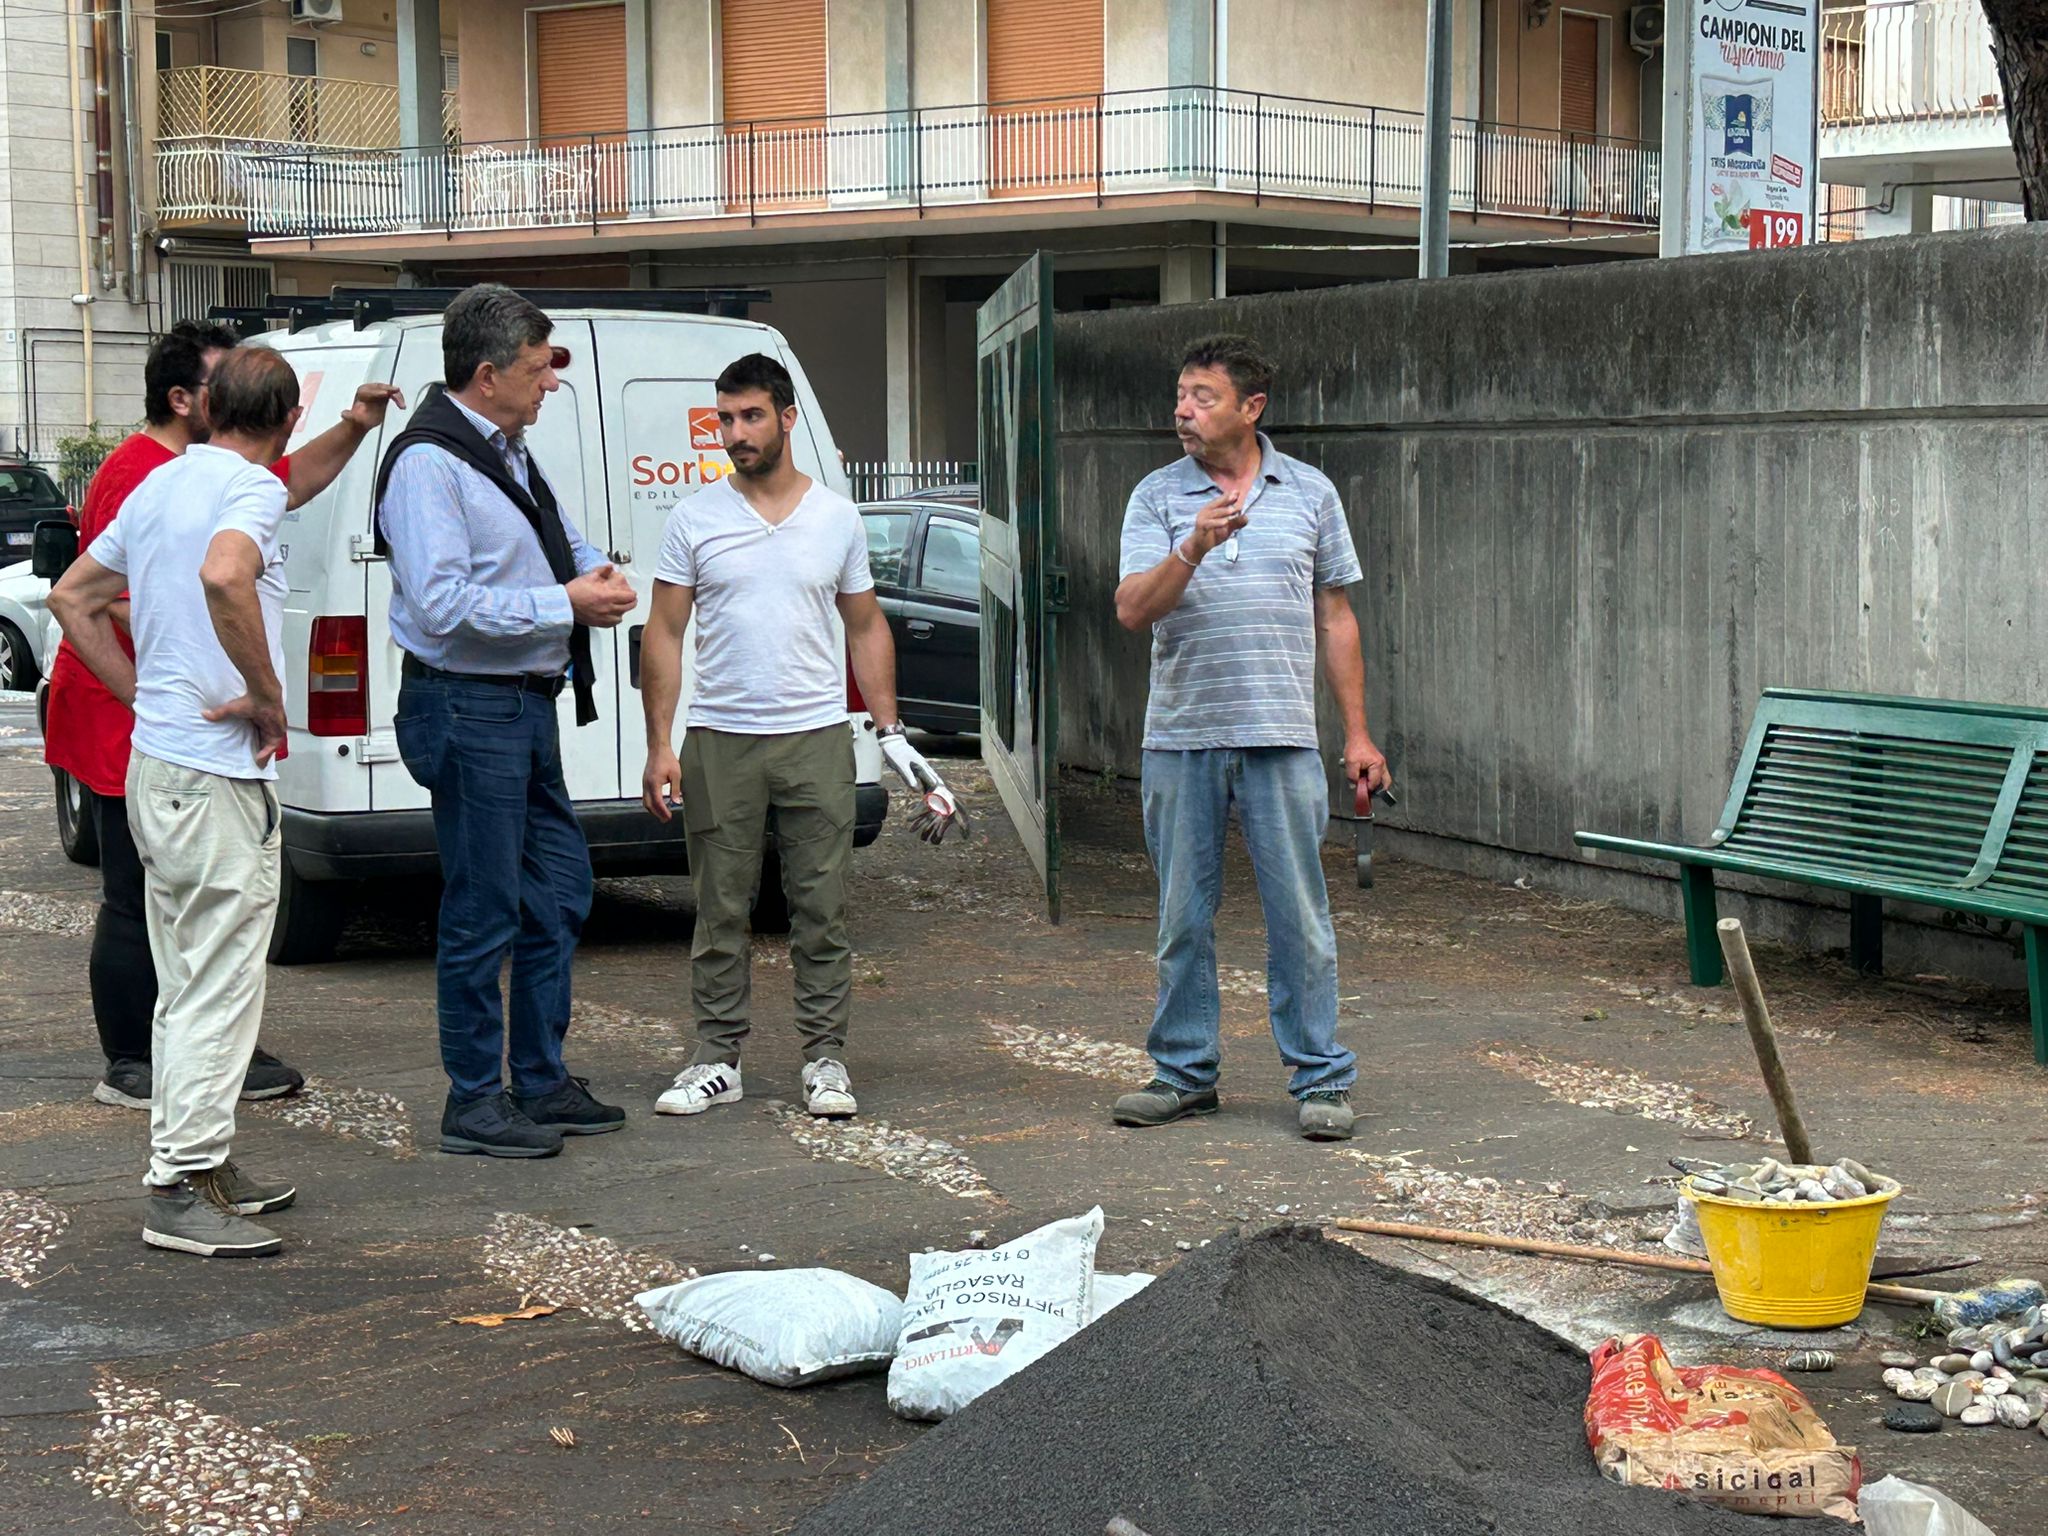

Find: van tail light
[67,504,80,527]
[846,647,865,714]
[308,616,368,736]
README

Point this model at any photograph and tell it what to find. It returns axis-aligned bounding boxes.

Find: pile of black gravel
[795,1226,1833,1536]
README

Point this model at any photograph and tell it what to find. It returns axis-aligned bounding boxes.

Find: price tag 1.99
[1749,212,1805,249]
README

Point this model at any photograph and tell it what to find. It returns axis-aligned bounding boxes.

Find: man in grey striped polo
[1110,334,1390,1142]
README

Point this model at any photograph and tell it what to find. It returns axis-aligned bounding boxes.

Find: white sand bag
[887,1208,1103,1421]
[1089,1271,1156,1321]
[636,1268,902,1388]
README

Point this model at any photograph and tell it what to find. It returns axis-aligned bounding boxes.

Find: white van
[227,303,887,962]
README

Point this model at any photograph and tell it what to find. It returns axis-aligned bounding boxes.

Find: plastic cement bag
[1861,1476,1999,1536]
[1089,1270,1157,1321]
[1585,1333,1860,1521]
[636,1268,902,1388]
[887,1207,1103,1421]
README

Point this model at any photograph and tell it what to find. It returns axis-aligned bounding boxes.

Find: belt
[401,652,567,699]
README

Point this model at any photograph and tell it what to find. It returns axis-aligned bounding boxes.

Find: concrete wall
[911,0,980,108]
[456,0,527,142]
[1488,0,1646,137]
[1227,0,1478,114]
[1,0,154,453]
[650,0,714,125]
[1050,226,2048,982]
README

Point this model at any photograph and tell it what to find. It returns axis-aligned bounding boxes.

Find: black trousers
[90,792,157,1064]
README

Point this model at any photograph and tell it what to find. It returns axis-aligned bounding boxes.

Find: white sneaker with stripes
[801,1058,857,1119]
[655,1062,743,1116]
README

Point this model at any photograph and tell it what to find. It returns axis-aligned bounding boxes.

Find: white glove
[878,729,970,845]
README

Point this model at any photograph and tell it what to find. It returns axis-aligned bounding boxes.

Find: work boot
[93,1058,152,1110]
[239,1047,305,1102]
[511,1075,626,1136]
[1112,1079,1220,1128]
[439,1093,564,1158]
[1298,1089,1356,1142]
[801,1058,857,1119]
[142,1171,283,1257]
[214,1158,298,1216]
[655,1062,744,1116]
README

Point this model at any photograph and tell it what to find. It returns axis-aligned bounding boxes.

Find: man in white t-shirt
[49,346,305,1259]
[639,353,960,1120]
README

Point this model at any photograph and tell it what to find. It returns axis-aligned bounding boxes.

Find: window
[919,518,980,602]
[863,510,914,588]
[0,467,59,504]
[285,37,318,76]
[155,30,171,70]
[1560,14,1600,136]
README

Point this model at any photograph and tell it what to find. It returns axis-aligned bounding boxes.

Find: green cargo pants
[680,724,855,1065]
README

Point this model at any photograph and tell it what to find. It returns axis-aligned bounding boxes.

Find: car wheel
[750,845,791,935]
[0,620,37,692]
[53,767,100,867]
[268,859,348,965]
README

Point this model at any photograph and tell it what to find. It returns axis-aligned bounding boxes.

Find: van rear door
[365,317,623,810]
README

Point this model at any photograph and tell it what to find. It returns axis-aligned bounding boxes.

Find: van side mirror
[31,519,78,581]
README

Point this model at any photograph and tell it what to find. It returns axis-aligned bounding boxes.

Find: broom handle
[1716,917,1816,1166]
[1326,1218,1941,1305]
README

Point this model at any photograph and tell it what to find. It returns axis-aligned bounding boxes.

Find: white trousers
[127,751,281,1187]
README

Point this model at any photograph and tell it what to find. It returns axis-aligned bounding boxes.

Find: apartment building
[240,0,1669,463]
[1817,0,2023,238]
[6,0,1670,463]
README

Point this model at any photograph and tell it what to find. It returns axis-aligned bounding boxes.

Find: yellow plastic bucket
[1682,1175,1901,1329]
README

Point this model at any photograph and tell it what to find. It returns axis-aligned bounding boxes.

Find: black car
[861,499,980,735]
[0,463,68,564]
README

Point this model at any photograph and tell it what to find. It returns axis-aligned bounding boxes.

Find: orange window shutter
[1560,14,1600,135]
[720,0,827,123]
[988,0,1105,105]
[535,6,628,139]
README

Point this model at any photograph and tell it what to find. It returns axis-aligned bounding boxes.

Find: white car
[0,559,57,694]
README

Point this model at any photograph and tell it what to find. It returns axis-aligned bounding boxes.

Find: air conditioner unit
[291,0,344,25]
[1628,4,1665,55]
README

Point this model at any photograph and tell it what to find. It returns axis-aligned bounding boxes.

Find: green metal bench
[1576,688,2048,1065]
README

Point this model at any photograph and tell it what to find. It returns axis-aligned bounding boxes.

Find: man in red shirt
[46,320,402,1110]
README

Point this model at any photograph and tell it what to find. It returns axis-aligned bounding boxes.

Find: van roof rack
[208,285,771,335]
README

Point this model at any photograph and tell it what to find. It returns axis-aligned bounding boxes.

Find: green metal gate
[976,253,1066,922]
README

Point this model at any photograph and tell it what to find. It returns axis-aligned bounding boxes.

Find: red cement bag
[1585,1333,1861,1521]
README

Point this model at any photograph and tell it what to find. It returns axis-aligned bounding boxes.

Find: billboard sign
[1674,0,1820,255]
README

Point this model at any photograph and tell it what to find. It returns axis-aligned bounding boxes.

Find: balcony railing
[239,86,1659,240]
[1821,0,2005,128]
[157,65,459,224]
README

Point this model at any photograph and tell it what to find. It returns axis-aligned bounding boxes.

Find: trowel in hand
[1354,780,1397,888]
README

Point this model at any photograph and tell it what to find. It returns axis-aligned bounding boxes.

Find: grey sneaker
[801,1058,857,1118]
[142,1171,283,1257]
[1112,1079,1220,1128]
[1298,1089,1356,1141]
[93,1058,152,1109]
[214,1159,297,1216]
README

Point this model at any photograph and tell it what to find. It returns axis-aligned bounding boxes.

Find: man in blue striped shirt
[1112,334,1390,1142]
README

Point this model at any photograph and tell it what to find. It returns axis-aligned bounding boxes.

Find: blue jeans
[395,675,593,1103]
[1141,747,1354,1098]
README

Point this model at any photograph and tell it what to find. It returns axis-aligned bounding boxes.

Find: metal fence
[240,86,1660,239]
[157,66,460,224]
[844,461,978,503]
[1820,0,2004,127]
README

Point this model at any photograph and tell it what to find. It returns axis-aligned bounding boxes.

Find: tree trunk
[1981,0,2048,218]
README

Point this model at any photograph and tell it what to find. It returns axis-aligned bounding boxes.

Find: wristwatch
[875,721,906,738]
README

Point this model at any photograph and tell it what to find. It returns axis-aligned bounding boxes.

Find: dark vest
[373,384,596,726]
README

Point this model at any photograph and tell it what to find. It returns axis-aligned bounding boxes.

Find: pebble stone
[1994,1396,2037,1430]
[1893,1377,1938,1403]
[1933,1381,1974,1418]
[1958,1402,1997,1427]
[1880,1351,1919,1369]
[1883,1403,1944,1434]
[1979,1379,2012,1398]
[1881,1368,1912,1393]
[1970,1350,1996,1373]
[1931,1354,1973,1375]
